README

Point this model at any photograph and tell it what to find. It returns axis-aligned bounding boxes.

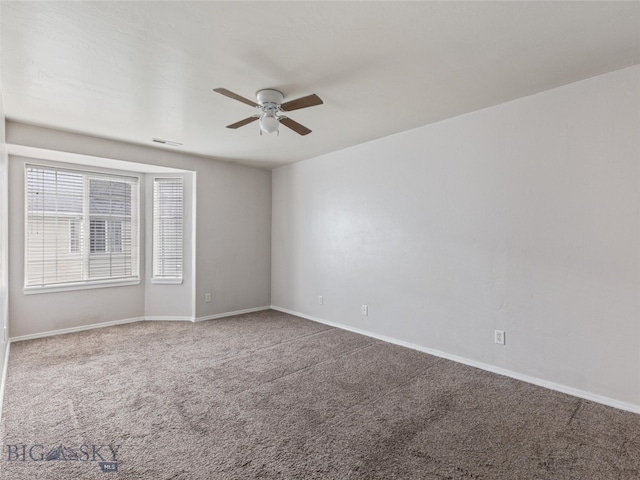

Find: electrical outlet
[361,305,368,316]
[318,295,323,305]
[205,293,211,303]
[494,330,505,345]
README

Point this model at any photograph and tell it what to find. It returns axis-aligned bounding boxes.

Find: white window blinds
[25,165,139,289]
[152,177,184,281]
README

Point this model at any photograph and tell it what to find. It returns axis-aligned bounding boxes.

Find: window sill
[23,278,141,295]
[151,278,183,285]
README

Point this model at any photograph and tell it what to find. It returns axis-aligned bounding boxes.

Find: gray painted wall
[7,122,272,336]
[0,87,8,395]
[272,66,640,408]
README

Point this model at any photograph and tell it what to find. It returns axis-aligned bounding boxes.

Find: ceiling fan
[214,88,323,136]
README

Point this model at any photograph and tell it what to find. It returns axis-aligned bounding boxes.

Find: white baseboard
[144,316,195,322]
[9,306,273,343]
[271,305,640,415]
[194,305,271,322]
[10,316,146,343]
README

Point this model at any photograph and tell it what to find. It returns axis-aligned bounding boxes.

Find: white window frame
[24,164,141,294]
[151,177,184,285]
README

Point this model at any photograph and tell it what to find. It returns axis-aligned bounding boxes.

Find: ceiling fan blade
[280,117,312,136]
[280,94,323,112]
[214,88,258,108]
[226,116,259,129]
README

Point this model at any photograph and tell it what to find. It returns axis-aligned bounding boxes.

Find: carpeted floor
[1,309,639,479]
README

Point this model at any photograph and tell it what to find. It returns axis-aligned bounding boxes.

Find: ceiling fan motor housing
[256,89,284,107]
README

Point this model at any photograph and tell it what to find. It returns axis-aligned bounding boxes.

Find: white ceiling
[1,1,639,169]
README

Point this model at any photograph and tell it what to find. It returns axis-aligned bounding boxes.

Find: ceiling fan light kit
[260,114,280,134]
[214,87,323,136]
[257,89,283,134]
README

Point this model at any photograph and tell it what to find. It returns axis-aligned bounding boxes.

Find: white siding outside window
[152,177,184,284]
[24,165,140,293]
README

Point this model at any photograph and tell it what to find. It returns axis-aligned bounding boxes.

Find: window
[152,177,183,283]
[25,165,139,291]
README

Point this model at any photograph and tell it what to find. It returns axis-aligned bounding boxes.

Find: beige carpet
[1,309,638,479]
